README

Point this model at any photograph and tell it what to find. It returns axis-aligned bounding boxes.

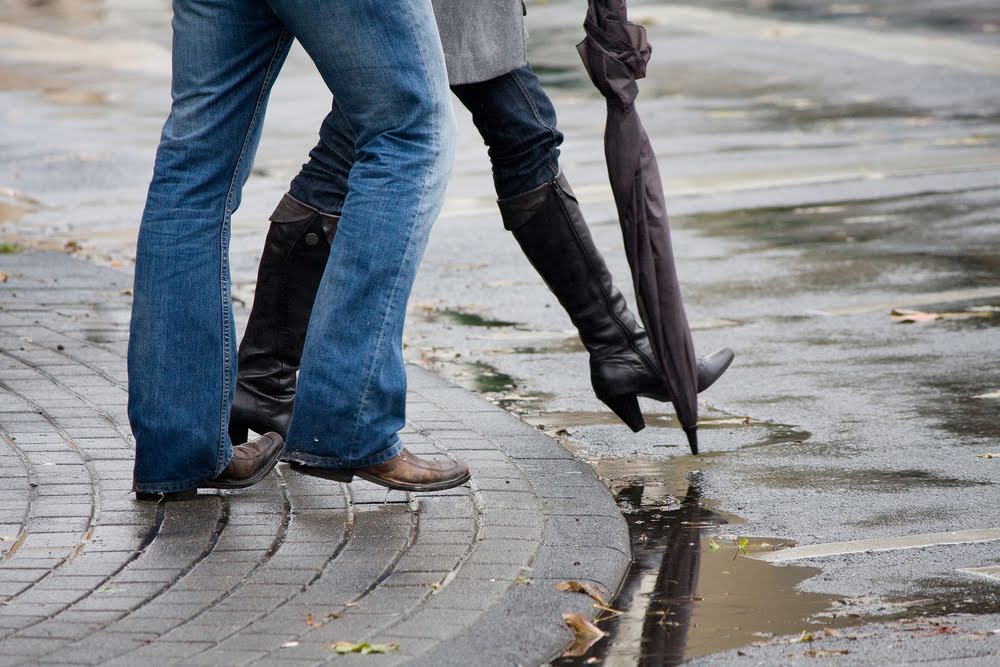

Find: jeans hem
[133,476,209,494]
[284,436,403,469]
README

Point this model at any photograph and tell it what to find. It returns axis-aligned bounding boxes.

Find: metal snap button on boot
[304,233,320,246]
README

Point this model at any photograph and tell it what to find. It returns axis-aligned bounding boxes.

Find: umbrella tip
[684,426,698,455]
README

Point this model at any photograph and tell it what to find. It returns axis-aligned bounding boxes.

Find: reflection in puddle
[555,462,857,666]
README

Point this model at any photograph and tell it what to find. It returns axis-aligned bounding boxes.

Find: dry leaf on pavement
[331,642,400,655]
[805,649,850,657]
[890,308,991,324]
[561,612,607,657]
[554,580,608,606]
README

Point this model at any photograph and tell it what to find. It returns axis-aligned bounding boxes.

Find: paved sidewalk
[0,251,630,666]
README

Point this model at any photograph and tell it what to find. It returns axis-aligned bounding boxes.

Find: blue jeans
[129,0,455,493]
[288,65,563,213]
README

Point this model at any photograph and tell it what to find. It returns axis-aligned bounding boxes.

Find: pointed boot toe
[697,348,735,392]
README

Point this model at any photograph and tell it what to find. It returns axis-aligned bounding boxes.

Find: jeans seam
[217,28,292,474]
[510,68,560,181]
[345,0,444,460]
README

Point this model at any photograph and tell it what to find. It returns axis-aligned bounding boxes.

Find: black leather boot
[499,173,734,433]
[229,195,338,443]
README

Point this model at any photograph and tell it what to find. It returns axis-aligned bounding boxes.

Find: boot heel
[601,393,645,432]
[229,422,249,446]
[289,463,354,483]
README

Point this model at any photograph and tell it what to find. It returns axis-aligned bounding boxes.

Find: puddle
[81,329,116,344]
[747,467,992,493]
[553,459,860,666]
[415,305,522,329]
[419,357,553,414]
[483,335,586,356]
[526,412,759,431]
[553,446,1000,665]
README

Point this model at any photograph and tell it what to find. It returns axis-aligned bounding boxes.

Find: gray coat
[432,0,527,85]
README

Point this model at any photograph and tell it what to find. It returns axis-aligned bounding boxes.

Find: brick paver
[0,252,630,666]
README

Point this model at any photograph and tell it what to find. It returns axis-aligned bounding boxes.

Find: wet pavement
[3,0,1000,664]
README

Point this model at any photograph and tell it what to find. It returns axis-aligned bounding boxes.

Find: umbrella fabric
[577,0,700,452]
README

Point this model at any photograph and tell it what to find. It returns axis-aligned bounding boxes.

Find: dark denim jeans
[129,0,454,493]
[289,64,564,213]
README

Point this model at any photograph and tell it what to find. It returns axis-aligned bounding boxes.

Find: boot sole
[289,463,471,493]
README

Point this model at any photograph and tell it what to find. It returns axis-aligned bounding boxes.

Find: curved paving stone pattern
[0,252,630,666]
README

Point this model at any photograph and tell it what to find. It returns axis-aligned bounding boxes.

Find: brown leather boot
[290,448,470,492]
[135,432,285,501]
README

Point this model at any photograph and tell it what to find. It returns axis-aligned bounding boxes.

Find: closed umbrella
[578,0,700,453]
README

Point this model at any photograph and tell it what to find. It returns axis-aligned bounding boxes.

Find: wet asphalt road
[2,0,1000,663]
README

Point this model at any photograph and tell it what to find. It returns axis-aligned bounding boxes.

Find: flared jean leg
[268,0,455,468]
[129,1,292,493]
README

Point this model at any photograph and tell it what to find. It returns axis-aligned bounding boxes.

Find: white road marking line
[754,528,1000,563]
[957,566,1000,583]
[439,158,1000,220]
[631,6,1000,75]
[810,286,1000,316]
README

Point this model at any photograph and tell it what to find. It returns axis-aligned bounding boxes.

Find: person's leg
[229,102,352,443]
[263,0,457,468]
[453,66,734,431]
[233,61,731,441]
[450,65,562,199]
[129,0,292,494]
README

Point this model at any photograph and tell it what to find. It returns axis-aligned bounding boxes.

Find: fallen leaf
[64,240,81,253]
[554,581,608,606]
[561,612,607,657]
[796,631,815,643]
[708,539,721,552]
[514,575,534,586]
[805,649,850,657]
[0,272,8,283]
[976,453,999,459]
[331,642,400,655]
[890,308,991,324]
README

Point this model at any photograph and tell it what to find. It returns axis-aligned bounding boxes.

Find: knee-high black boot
[499,173,734,432]
[229,195,339,443]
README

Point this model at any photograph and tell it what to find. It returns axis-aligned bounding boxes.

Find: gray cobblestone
[0,252,629,664]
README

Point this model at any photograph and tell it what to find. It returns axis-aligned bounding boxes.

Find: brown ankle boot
[290,448,470,492]
[135,432,285,502]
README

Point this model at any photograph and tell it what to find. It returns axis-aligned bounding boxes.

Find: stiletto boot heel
[600,393,645,432]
